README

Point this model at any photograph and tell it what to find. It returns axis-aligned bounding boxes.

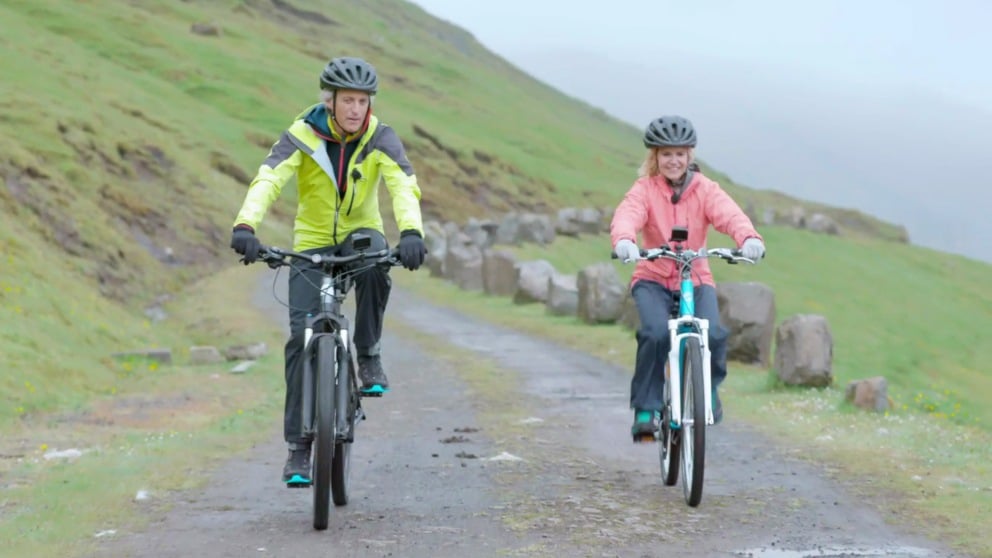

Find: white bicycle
[615,227,755,506]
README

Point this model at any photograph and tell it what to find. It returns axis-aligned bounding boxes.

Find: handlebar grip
[610,250,647,260]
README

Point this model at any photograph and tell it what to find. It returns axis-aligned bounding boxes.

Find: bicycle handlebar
[610,246,756,265]
[255,245,402,270]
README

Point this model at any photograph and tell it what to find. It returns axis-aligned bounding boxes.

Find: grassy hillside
[0,0,903,418]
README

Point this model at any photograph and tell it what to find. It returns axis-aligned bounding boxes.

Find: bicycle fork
[666,317,715,428]
[301,324,356,441]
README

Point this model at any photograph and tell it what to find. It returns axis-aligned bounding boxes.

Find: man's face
[327,89,371,134]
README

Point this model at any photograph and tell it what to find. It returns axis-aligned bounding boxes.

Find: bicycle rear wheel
[680,337,706,507]
[331,353,355,506]
[312,335,336,530]
[660,362,680,486]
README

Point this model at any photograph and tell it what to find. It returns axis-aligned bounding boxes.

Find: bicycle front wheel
[660,362,680,486]
[331,354,355,506]
[680,336,706,507]
[312,335,336,530]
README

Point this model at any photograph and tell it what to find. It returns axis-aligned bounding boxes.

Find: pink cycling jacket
[610,173,762,290]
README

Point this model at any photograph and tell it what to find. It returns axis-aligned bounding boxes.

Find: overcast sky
[408,0,992,262]
[409,0,992,114]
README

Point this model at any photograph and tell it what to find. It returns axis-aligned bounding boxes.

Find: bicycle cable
[266,259,385,314]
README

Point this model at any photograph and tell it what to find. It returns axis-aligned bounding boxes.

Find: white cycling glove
[614,239,641,263]
[741,237,765,261]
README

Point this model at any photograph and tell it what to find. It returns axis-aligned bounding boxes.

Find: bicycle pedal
[360,385,388,397]
[632,433,657,444]
[285,475,312,488]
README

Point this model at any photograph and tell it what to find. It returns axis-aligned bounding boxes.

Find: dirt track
[94,276,968,558]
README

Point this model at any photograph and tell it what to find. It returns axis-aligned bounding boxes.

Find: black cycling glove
[230,226,261,265]
[397,230,427,271]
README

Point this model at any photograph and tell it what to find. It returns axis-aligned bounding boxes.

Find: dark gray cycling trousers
[630,280,728,412]
[283,228,391,445]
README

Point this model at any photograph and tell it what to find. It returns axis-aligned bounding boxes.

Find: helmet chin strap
[665,167,695,203]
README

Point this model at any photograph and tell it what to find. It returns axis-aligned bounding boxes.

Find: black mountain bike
[254,233,400,530]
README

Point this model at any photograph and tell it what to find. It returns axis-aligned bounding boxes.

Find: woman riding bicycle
[610,115,765,440]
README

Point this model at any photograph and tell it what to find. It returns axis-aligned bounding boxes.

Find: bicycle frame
[665,255,714,429]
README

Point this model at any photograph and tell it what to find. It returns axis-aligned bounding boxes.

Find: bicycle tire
[312,334,336,530]
[331,353,355,506]
[680,336,706,507]
[660,361,680,486]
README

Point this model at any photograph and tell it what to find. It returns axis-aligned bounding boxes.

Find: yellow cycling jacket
[233,104,423,250]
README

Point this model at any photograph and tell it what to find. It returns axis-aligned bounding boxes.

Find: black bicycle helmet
[319,56,378,94]
[643,115,697,148]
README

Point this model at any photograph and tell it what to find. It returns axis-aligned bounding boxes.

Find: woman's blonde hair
[638,147,695,177]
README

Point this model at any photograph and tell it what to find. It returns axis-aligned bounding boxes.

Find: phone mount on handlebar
[667,225,689,252]
[669,226,689,244]
[350,233,372,252]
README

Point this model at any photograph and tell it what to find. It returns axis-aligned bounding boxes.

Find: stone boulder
[444,234,483,291]
[463,217,499,249]
[716,282,776,366]
[496,212,522,245]
[774,314,833,387]
[224,342,268,361]
[518,213,556,245]
[577,263,626,324]
[762,208,776,227]
[545,274,579,316]
[807,213,840,235]
[423,220,447,277]
[482,249,518,296]
[189,346,224,365]
[556,208,603,237]
[845,376,892,412]
[513,260,556,304]
[788,206,807,228]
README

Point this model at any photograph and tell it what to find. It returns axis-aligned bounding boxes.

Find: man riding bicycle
[229,56,427,484]
[610,115,765,440]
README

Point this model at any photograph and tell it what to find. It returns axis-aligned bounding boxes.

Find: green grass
[0,264,287,557]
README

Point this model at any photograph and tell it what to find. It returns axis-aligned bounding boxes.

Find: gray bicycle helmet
[643,115,697,148]
[319,56,378,94]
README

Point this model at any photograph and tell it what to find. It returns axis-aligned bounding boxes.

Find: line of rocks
[111,342,268,374]
[423,210,891,413]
